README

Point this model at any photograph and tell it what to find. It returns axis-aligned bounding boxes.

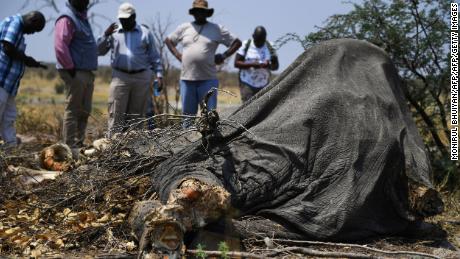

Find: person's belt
[114,67,147,74]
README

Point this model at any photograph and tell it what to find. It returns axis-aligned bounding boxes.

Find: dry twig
[253,238,441,259]
[187,249,266,259]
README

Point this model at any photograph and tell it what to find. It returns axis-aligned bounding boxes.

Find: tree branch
[187,249,266,259]
[263,246,378,259]
[402,57,450,141]
[402,80,449,157]
[258,238,441,259]
[409,0,444,72]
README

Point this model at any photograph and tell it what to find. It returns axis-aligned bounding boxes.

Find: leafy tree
[277,0,457,187]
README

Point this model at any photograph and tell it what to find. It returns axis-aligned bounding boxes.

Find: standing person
[0,11,47,149]
[235,26,279,103]
[55,0,98,148]
[165,0,242,128]
[98,2,163,137]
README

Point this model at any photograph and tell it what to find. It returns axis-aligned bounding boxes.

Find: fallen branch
[215,87,238,98]
[187,249,265,259]
[263,246,378,258]
[441,220,460,226]
[95,254,136,259]
[188,247,377,259]
[257,238,441,259]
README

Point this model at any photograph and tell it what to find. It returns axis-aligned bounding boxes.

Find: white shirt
[237,39,272,64]
[168,22,237,80]
[237,40,273,88]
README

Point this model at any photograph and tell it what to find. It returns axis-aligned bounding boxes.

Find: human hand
[67,69,76,78]
[104,22,118,37]
[215,53,226,65]
[259,60,270,69]
[37,62,48,69]
[157,77,163,92]
[24,56,40,67]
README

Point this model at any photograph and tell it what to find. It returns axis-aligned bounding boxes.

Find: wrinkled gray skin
[152,39,436,241]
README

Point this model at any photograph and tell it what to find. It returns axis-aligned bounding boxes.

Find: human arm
[165,37,182,62]
[165,24,186,63]
[1,41,46,68]
[215,25,242,65]
[97,22,117,57]
[147,32,163,90]
[54,17,76,75]
[1,17,46,69]
[270,55,279,71]
[234,53,270,69]
[215,38,242,65]
[266,41,279,71]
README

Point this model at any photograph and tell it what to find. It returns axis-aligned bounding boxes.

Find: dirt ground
[1,135,459,258]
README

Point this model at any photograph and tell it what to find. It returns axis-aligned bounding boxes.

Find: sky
[0,0,362,71]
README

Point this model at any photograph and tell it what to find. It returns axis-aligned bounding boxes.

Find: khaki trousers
[59,70,95,147]
[108,69,152,137]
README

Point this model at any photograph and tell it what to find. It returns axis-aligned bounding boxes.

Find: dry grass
[431,193,460,248]
[18,75,241,108]
[16,73,242,139]
[19,75,111,105]
[16,105,62,137]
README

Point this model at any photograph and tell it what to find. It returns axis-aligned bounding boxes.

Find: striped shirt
[0,14,26,96]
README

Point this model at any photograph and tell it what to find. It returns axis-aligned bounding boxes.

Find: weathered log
[128,200,185,258]
[7,165,62,184]
[128,179,232,257]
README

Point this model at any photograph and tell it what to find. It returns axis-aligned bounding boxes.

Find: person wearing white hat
[98,2,163,137]
[165,0,242,128]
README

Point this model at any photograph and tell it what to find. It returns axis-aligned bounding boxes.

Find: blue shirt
[97,24,163,77]
[0,14,26,96]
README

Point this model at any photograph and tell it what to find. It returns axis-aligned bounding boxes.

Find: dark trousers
[239,82,263,103]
